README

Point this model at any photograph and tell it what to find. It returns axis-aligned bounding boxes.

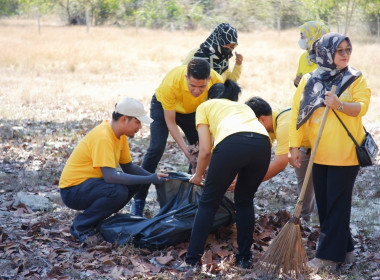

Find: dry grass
[0,17,379,125]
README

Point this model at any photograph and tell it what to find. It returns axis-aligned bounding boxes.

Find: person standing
[184,80,271,269]
[245,96,316,221]
[59,98,168,244]
[183,23,243,82]
[130,58,223,216]
[294,21,330,87]
[289,33,371,269]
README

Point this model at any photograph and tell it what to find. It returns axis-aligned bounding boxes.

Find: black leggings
[312,163,359,262]
[186,132,271,265]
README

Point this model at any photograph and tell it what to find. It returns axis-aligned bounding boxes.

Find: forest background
[1,0,380,36]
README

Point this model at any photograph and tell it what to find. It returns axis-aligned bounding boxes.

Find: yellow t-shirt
[183,48,242,82]
[196,99,269,148]
[289,74,371,166]
[155,65,223,114]
[296,51,317,77]
[59,120,132,189]
[269,109,311,156]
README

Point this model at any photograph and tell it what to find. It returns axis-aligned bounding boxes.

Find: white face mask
[298,38,308,50]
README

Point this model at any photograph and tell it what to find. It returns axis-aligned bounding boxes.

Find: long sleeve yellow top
[289,73,371,166]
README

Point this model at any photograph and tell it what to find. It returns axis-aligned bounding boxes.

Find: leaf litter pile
[1,117,380,280]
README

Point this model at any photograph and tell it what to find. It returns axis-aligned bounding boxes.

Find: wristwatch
[337,101,344,112]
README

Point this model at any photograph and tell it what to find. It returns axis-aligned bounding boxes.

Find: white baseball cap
[114,98,153,124]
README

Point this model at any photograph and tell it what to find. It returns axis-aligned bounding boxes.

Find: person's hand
[324,90,340,109]
[235,51,243,65]
[189,173,204,186]
[294,74,302,87]
[152,173,169,184]
[288,148,301,168]
[186,152,198,170]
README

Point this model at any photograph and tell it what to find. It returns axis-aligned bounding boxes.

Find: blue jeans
[60,178,134,233]
[133,94,199,201]
[185,132,271,265]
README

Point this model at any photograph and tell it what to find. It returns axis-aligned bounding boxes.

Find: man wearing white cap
[59,97,168,245]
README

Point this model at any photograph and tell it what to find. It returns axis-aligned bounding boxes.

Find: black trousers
[185,132,271,265]
[312,164,359,262]
[133,95,199,201]
[60,178,133,233]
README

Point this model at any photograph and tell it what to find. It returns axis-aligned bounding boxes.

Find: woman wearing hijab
[183,80,271,269]
[289,32,371,270]
[292,21,330,223]
[183,23,243,82]
[294,21,330,87]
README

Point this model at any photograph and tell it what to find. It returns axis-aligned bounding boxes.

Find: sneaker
[307,257,338,271]
[344,251,354,264]
[70,225,96,244]
[130,199,146,217]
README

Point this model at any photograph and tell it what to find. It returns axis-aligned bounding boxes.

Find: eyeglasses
[336,47,352,56]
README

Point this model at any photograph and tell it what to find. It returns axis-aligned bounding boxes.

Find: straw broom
[257,86,337,278]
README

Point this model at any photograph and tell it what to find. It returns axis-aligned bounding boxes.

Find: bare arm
[164,109,197,166]
[262,154,288,181]
[189,124,212,186]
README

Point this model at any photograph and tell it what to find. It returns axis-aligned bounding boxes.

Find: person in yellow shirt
[294,21,329,87]
[59,98,168,244]
[130,58,223,216]
[183,80,271,269]
[289,33,371,270]
[183,23,243,82]
[245,97,316,221]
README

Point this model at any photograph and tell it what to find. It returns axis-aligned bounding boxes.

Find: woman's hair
[207,79,241,101]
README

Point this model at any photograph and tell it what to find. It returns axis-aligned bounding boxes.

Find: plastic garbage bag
[98,172,235,249]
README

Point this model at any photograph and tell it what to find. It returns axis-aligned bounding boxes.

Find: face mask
[298,38,308,50]
[221,46,233,57]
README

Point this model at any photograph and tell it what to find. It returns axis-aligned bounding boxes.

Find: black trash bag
[98,172,235,249]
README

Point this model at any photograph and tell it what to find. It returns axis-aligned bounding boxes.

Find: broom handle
[293,85,337,218]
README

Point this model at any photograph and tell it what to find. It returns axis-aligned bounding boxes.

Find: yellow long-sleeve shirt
[289,73,371,166]
[295,51,317,77]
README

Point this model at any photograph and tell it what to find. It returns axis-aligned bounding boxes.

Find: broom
[257,85,337,278]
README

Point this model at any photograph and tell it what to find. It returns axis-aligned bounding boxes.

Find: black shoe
[176,261,200,272]
[70,225,96,244]
[236,255,253,269]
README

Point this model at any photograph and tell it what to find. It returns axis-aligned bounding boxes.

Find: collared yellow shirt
[155,65,223,114]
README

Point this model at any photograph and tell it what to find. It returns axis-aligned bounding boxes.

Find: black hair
[112,111,133,121]
[207,79,241,101]
[207,83,224,100]
[245,96,272,118]
[187,58,210,80]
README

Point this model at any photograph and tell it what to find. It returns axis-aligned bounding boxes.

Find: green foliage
[3,0,380,35]
[0,0,19,16]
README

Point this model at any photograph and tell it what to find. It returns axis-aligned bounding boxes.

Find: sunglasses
[336,47,352,56]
